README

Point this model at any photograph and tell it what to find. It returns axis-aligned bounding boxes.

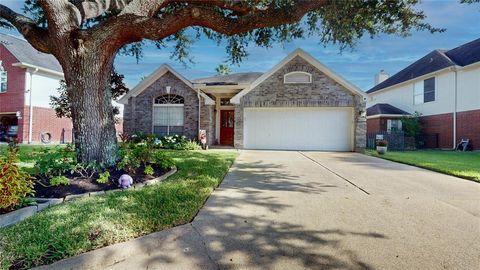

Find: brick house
[0,33,72,144]
[120,49,367,151]
[367,38,480,149]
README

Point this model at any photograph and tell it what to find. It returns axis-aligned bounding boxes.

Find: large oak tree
[0,0,441,165]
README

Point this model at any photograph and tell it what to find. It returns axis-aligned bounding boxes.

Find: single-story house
[119,49,367,151]
[367,38,480,149]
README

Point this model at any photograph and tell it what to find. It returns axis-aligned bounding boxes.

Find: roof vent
[374,70,389,86]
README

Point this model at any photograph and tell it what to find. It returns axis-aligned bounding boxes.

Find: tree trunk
[63,50,118,166]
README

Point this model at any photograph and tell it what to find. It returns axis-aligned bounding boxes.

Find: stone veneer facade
[234,56,366,151]
[123,71,215,145]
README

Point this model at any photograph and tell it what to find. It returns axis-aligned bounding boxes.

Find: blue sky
[2,0,479,91]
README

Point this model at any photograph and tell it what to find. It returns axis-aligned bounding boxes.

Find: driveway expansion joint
[190,223,221,270]
[298,151,370,195]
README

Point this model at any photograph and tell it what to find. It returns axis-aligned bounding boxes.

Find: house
[0,33,72,144]
[367,38,480,149]
[119,49,367,151]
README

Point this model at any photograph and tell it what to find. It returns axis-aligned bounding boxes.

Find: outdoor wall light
[166,86,171,94]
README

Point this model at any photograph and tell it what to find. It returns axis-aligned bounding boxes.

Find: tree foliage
[401,112,423,138]
[1,0,444,65]
[49,69,129,119]
[215,63,232,75]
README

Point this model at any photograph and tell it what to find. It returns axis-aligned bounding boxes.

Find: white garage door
[244,107,353,151]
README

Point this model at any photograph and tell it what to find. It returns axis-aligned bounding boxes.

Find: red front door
[220,110,234,145]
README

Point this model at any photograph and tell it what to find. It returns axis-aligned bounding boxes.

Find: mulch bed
[34,165,168,198]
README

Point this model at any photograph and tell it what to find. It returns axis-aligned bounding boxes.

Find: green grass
[0,150,238,270]
[366,149,480,182]
[0,144,63,162]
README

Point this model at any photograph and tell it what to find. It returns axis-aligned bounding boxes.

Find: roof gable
[231,48,365,104]
[118,64,214,105]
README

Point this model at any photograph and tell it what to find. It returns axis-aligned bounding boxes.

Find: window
[0,70,7,93]
[153,94,184,137]
[284,71,312,84]
[387,119,402,132]
[414,77,435,104]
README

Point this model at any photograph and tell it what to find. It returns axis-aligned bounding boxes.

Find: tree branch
[100,0,326,51]
[0,4,51,53]
[37,0,82,33]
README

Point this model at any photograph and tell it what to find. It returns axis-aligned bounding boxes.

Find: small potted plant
[376,140,388,154]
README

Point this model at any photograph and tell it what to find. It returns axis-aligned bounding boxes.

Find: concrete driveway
[39,150,480,270]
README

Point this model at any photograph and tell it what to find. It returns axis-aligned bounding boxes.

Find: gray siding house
[119,49,367,151]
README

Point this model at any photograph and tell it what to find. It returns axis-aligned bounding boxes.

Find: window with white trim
[284,71,312,84]
[0,70,7,93]
[153,94,184,137]
[414,77,435,104]
[387,119,402,132]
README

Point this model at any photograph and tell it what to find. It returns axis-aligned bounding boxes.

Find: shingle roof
[0,33,63,73]
[367,38,480,94]
[445,38,480,66]
[367,103,410,116]
[192,72,263,85]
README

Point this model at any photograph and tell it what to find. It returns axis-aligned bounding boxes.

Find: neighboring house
[0,33,72,144]
[367,38,480,149]
[119,49,367,151]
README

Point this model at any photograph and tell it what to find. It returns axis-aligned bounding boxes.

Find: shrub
[117,147,141,174]
[96,171,110,184]
[401,112,422,137]
[160,135,200,150]
[49,176,70,186]
[143,165,154,176]
[73,161,101,179]
[377,140,388,147]
[0,142,35,210]
[154,151,176,170]
[34,145,76,178]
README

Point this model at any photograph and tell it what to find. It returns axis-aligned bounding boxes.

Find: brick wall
[0,44,27,142]
[21,106,73,143]
[420,113,453,149]
[366,117,390,133]
[123,71,200,140]
[456,109,480,150]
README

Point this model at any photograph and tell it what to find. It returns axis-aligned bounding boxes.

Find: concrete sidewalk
[37,151,480,270]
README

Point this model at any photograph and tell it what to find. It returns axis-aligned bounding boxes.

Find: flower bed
[1,135,182,219]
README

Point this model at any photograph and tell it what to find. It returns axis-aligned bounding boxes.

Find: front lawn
[0,144,56,163]
[0,150,238,270]
[366,149,480,182]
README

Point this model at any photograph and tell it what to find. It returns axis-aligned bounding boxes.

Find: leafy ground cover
[366,149,480,182]
[0,150,238,269]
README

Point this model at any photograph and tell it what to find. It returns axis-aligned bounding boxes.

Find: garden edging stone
[0,167,177,228]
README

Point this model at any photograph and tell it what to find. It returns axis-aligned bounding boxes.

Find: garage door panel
[244,107,353,151]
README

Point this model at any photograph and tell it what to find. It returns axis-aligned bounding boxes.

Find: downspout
[197,87,201,138]
[28,68,38,144]
[453,67,458,149]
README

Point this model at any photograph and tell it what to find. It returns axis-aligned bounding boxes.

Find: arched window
[284,71,312,84]
[153,94,184,137]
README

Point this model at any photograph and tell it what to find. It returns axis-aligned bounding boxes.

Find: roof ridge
[434,49,458,66]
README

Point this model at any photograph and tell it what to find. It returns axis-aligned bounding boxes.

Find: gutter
[12,62,63,78]
[27,68,39,144]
